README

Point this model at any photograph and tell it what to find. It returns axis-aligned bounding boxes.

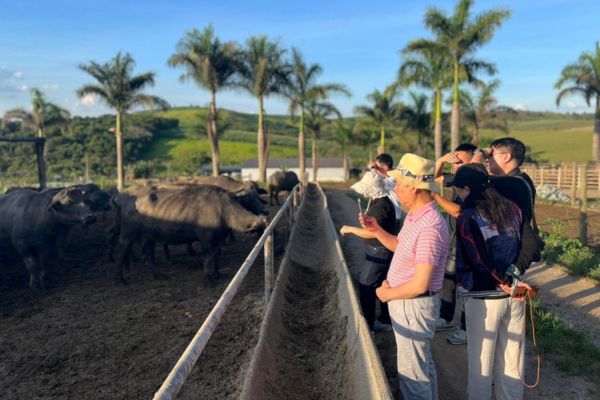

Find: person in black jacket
[340,170,402,332]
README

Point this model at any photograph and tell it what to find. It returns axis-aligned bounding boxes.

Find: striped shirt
[387,201,450,292]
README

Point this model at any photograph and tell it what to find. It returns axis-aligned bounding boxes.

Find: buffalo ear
[65,188,84,204]
[47,201,62,214]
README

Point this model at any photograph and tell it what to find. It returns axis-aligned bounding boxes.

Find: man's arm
[339,225,378,239]
[432,192,460,218]
[376,263,434,301]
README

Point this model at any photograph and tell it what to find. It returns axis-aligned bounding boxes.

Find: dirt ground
[536,202,600,247]
[0,202,288,400]
[328,188,600,400]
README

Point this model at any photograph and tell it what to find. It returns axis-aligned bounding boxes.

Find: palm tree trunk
[34,138,47,189]
[377,126,385,155]
[472,128,480,147]
[37,126,49,187]
[343,152,348,181]
[299,107,306,183]
[116,111,124,191]
[209,91,220,177]
[257,97,266,183]
[434,89,443,160]
[594,104,600,162]
[312,134,318,181]
[451,61,460,151]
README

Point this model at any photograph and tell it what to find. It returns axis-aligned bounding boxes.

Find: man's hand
[359,213,379,231]
[376,280,391,303]
[437,152,463,166]
[339,225,349,236]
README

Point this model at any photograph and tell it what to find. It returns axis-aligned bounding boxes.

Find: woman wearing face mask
[340,170,402,332]
[447,163,532,400]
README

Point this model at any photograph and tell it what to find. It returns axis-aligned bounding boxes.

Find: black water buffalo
[112,185,267,285]
[0,188,95,289]
[187,176,268,215]
[268,171,299,205]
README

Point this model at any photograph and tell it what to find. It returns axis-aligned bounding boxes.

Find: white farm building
[241,158,348,182]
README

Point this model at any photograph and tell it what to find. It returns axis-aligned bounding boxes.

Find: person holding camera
[340,168,401,332]
[447,163,533,400]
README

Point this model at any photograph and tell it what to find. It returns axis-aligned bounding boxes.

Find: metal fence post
[264,232,274,302]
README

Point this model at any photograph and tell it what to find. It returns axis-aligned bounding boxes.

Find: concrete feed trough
[240,183,392,400]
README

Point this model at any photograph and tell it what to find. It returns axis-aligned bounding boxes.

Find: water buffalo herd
[0,171,299,290]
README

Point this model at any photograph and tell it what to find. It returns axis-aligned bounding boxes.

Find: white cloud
[567,100,577,109]
[514,104,526,111]
[42,83,59,90]
[80,93,95,106]
[20,84,28,91]
[13,71,24,79]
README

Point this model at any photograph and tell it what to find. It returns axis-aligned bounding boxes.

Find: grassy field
[481,117,594,163]
[139,107,596,168]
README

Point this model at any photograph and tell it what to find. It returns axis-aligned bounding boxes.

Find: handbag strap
[513,174,539,234]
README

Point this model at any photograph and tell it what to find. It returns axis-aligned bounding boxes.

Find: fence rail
[521,162,600,196]
[152,184,303,400]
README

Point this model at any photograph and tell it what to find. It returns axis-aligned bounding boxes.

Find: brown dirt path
[326,188,600,400]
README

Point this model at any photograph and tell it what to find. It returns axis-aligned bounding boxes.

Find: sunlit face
[394,179,417,208]
[486,146,511,176]
[453,186,470,201]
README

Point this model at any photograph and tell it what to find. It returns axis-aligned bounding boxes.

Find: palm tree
[329,119,353,181]
[416,0,510,150]
[304,100,341,181]
[400,92,431,155]
[3,88,70,188]
[285,47,350,183]
[555,42,600,161]
[239,36,290,183]
[77,52,169,191]
[459,80,514,146]
[398,44,451,159]
[168,25,239,176]
[354,86,402,155]
[352,119,380,162]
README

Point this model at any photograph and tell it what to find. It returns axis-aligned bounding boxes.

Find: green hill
[141,107,596,169]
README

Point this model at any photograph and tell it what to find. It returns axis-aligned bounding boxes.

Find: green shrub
[558,245,599,276]
[588,266,600,280]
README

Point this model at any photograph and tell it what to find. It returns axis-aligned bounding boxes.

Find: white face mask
[351,171,389,199]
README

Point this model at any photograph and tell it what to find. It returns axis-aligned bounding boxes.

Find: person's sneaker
[435,318,454,332]
[373,320,392,332]
[447,328,467,345]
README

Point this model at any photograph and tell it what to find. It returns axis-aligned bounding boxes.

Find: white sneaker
[373,320,392,332]
[435,318,454,332]
[447,328,467,345]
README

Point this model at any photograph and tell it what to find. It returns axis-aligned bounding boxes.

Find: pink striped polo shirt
[387,201,450,292]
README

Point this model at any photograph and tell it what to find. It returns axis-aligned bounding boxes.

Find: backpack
[513,175,545,263]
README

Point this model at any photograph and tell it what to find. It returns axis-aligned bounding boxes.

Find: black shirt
[365,196,400,248]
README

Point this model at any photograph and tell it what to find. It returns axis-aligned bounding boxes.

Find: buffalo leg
[142,240,168,280]
[187,242,196,256]
[162,244,171,261]
[22,254,42,290]
[115,240,134,285]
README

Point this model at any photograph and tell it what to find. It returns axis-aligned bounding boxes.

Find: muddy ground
[0,202,288,400]
[2,189,599,400]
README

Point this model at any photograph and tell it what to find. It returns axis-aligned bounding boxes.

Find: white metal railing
[152,183,303,400]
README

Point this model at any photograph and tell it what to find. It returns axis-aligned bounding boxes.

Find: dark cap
[444,163,489,188]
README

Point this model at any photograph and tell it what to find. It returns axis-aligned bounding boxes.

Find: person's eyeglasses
[485,151,509,159]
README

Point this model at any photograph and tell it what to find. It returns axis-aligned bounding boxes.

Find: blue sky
[0,0,598,118]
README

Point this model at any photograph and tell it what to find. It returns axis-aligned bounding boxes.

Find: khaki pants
[389,295,440,400]
[465,296,525,400]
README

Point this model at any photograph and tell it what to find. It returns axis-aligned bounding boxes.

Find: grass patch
[541,218,600,280]
[532,301,600,379]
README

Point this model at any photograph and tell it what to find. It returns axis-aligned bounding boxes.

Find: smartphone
[512,286,528,297]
